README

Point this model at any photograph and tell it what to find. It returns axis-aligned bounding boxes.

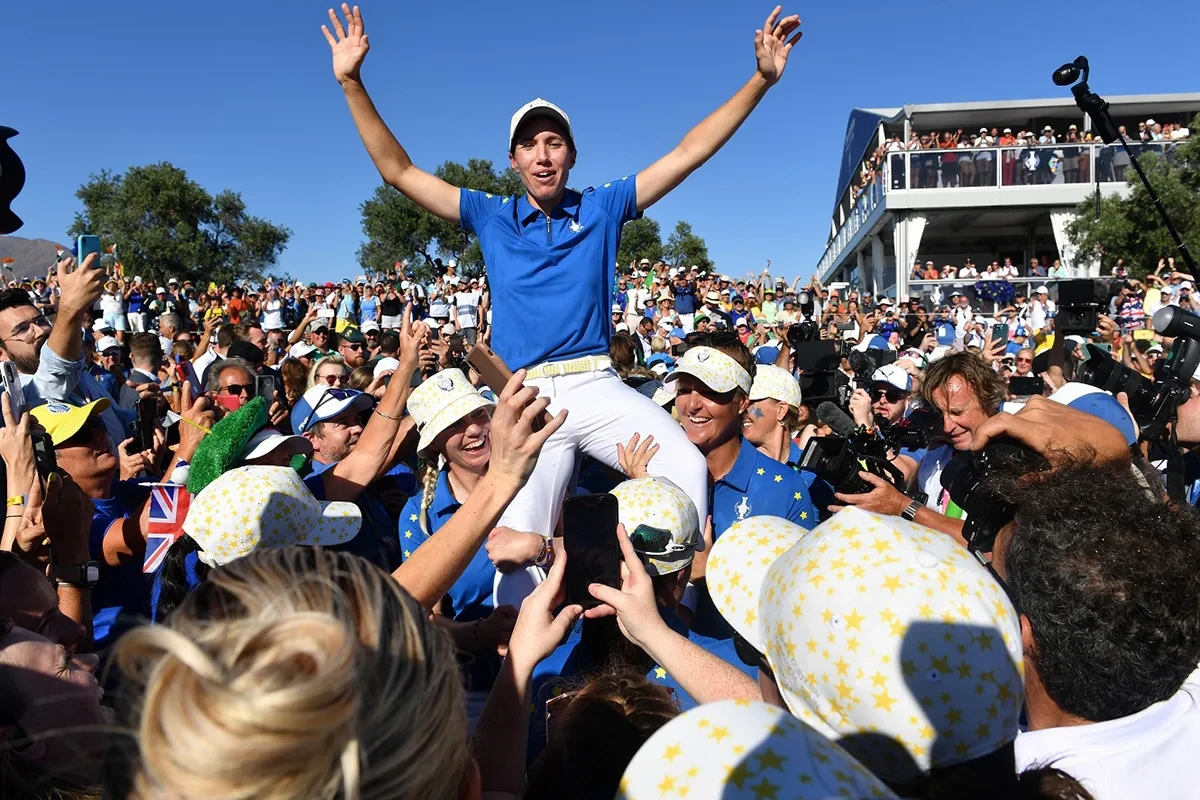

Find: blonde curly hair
[116,547,468,800]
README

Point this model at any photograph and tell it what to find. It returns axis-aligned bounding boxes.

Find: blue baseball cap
[669,327,687,340]
[290,386,373,434]
[755,346,780,365]
[1001,382,1137,446]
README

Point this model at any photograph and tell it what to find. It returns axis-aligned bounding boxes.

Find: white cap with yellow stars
[665,345,752,394]
[748,364,803,408]
[617,699,898,800]
[757,507,1023,783]
[185,466,361,568]
[610,477,702,577]
[707,516,811,651]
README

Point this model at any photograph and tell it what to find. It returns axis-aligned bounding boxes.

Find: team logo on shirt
[568,219,583,233]
[735,496,751,521]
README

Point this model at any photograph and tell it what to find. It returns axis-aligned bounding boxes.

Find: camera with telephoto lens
[940,441,1046,556]
[1076,305,1200,442]
[800,407,934,496]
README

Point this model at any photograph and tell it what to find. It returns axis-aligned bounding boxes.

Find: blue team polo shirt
[711,438,817,540]
[398,471,496,622]
[459,177,640,370]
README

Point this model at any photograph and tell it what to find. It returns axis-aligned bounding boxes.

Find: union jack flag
[143,484,191,574]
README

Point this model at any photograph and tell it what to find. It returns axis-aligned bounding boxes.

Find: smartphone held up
[562,493,622,609]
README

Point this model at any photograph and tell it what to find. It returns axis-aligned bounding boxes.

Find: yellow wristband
[6,495,27,507]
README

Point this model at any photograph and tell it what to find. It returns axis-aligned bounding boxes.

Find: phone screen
[0,361,25,419]
[991,324,1009,343]
[563,494,622,608]
[136,395,158,453]
[255,375,276,404]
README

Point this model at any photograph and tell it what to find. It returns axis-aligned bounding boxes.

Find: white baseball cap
[372,356,400,378]
[96,336,121,353]
[288,342,318,360]
[748,364,802,408]
[665,346,752,394]
[610,477,702,576]
[509,98,574,152]
[619,701,898,800]
[871,363,913,392]
[239,428,313,463]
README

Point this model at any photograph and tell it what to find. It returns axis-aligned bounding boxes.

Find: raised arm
[323,5,461,223]
[635,7,802,212]
[392,371,567,609]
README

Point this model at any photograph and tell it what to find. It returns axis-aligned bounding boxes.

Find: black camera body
[1076,306,1200,441]
[940,440,1044,555]
[1056,278,1106,337]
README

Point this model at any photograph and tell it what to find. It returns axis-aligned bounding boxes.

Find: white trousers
[497,366,708,535]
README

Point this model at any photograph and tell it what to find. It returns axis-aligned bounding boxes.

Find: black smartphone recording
[563,493,622,608]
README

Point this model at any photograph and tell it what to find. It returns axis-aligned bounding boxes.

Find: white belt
[524,355,611,380]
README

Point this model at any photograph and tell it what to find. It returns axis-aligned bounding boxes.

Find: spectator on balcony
[1048,259,1069,279]
[956,134,975,186]
[1039,125,1057,145]
[941,263,957,280]
[910,261,924,281]
[1063,126,1083,183]
[939,131,960,187]
[959,259,979,280]
[981,261,1000,281]
[921,261,939,280]
[974,128,996,185]
[1028,257,1047,278]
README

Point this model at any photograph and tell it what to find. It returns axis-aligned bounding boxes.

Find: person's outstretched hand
[506,555,582,674]
[486,369,567,490]
[616,433,659,479]
[322,3,370,85]
[755,7,803,86]
[970,394,1130,465]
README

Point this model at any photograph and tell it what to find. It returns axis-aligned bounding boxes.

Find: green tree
[1067,116,1200,278]
[357,158,523,281]
[617,217,664,267]
[68,162,290,287]
[664,220,712,271]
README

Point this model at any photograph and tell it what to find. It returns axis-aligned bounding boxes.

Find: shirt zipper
[545,213,552,243]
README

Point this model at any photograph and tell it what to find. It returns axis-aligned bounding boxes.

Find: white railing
[817,140,1185,280]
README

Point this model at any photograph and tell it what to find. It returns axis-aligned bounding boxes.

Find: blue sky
[8,1,1198,284]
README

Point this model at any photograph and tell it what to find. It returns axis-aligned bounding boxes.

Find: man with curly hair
[994,460,1200,799]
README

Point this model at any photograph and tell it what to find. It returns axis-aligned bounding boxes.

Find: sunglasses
[871,387,905,404]
[1015,357,1033,364]
[218,383,254,397]
[627,523,688,557]
[321,373,351,386]
[341,343,365,351]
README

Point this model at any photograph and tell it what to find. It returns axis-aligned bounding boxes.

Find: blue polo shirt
[711,438,817,539]
[460,177,640,370]
[398,471,496,622]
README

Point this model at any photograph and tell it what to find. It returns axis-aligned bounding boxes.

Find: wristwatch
[51,561,101,589]
[900,500,921,522]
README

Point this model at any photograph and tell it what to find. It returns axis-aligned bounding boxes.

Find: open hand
[506,554,582,674]
[322,4,370,85]
[616,433,659,479]
[486,369,567,490]
[755,7,803,86]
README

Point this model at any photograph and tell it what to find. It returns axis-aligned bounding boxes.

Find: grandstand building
[816,93,1200,301]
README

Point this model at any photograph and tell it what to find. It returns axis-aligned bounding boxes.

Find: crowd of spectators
[845,116,1192,199]
[2,236,1200,800]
